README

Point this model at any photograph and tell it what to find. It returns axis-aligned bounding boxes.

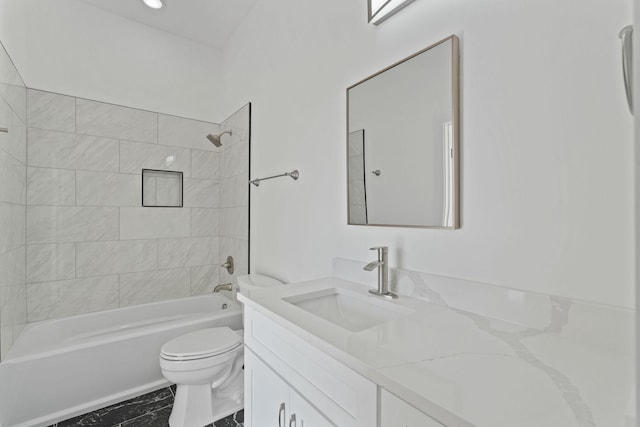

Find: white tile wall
[0,83,26,123]
[119,269,190,307]
[0,97,26,163]
[0,203,25,254]
[27,90,75,132]
[26,243,75,283]
[221,207,248,240]
[120,207,190,240]
[120,140,191,175]
[183,178,219,208]
[27,167,75,206]
[222,140,248,178]
[220,174,249,208]
[27,206,119,243]
[76,99,157,143]
[26,276,119,322]
[191,150,220,180]
[191,208,220,237]
[0,247,26,287]
[28,128,119,172]
[0,302,23,359]
[190,264,220,295]
[76,240,158,278]
[76,171,139,207]
[158,236,219,269]
[0,149,26,204]
[0,285,26,333]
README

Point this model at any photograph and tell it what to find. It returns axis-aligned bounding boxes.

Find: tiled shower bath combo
[24,90,249,323]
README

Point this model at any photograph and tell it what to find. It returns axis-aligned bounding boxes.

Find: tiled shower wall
[0,43,27,360]
[25,90,249,323]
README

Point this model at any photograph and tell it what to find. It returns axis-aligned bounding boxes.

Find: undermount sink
[284,288,413,332]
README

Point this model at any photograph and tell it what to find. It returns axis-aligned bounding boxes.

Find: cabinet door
[289,388,334,427]
[245,349,291,427]
[380,390,445,427]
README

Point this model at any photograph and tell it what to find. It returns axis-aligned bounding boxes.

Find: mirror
[347,35,460,229]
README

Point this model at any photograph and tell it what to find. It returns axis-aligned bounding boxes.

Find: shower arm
[250,170,299,187]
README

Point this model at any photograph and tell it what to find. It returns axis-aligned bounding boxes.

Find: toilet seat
[160,327,242,362]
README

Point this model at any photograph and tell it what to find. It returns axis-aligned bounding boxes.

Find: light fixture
[368,0,414,25]
[142,0,163,9]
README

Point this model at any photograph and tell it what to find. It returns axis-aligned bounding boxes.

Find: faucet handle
[369,246,388,253]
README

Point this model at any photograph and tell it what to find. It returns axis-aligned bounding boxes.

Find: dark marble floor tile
[58,388,174,427]
[120,405,172,427]
[213,410,244,427]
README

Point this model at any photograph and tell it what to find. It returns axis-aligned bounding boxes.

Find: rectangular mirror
[347,35,460,229]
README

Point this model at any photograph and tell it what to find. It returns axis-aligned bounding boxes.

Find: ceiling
[77,0,260,48]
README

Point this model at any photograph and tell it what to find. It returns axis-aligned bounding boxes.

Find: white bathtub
[0,294,242,427]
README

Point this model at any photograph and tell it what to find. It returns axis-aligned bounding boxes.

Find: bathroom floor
[48,386,243,427]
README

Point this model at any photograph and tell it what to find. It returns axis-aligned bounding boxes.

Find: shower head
[206,130,232,147]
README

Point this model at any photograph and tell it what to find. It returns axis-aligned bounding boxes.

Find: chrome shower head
[206,130,232,147]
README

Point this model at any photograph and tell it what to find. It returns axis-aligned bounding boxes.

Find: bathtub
[0,294,242,427]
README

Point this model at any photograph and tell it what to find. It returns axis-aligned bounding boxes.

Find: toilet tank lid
[161,327,241,358]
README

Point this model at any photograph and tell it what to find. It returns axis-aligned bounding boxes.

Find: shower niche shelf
[142,169,183,207]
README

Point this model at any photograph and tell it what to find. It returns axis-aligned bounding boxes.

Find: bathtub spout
[213,283,233,293]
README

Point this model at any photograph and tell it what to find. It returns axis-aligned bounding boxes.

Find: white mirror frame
[368,0,415,25]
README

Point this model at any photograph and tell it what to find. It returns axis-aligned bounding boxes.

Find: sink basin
[284,288,413,332]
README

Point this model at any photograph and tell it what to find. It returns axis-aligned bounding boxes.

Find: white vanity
[238,272,634,427]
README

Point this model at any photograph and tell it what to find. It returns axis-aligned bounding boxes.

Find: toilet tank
[237,274,285,299]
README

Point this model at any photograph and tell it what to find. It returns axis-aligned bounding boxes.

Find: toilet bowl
[160,327,243,427]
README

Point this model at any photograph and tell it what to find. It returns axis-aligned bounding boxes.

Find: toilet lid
[161,327,241,360]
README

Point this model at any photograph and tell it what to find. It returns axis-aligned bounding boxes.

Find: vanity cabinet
[243,306,377,427]
[381,390,445,427]
[245,348,331,426]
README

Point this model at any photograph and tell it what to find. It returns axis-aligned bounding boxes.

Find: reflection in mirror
[347,35,459,228]
[348,129,368,224]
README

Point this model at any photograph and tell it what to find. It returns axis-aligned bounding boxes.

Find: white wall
[221,0,634,308]
[0,0,224,122]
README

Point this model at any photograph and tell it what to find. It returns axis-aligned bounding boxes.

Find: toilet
[160,274,285,427]
[160,327,244,427]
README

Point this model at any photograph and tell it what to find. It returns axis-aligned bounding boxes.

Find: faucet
[363,246,397,299]
[213,283,233,293]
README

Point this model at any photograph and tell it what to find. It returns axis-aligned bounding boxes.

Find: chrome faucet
[363,246,397,299]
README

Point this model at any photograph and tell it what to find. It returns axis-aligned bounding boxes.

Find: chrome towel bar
[250,169,299,187]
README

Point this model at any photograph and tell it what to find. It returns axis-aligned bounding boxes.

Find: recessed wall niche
[142,169,183,207]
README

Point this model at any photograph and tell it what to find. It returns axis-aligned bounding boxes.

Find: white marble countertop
[238,277,634,427]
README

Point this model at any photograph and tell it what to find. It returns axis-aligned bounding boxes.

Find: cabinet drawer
[381,390,445,427]
[244,306,377,427]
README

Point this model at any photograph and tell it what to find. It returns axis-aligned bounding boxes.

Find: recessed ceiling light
[142,0,163,9]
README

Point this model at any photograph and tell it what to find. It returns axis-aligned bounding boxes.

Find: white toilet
[160,327,244,427]
[160,274,285,427]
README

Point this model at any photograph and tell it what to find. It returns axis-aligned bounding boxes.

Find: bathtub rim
[5,293,241,362]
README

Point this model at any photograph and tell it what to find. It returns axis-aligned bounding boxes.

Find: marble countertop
[238,277,634,427]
